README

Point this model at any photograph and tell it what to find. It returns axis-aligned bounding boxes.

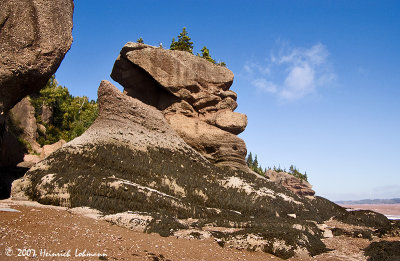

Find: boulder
[17,154,40,169]
[111,43,248,169]
[265,170,315,196]
[9,97,41,153]
[12,81,390,259]
[111,43,234,108]
[0,0,74,114]
[202,110,248,135]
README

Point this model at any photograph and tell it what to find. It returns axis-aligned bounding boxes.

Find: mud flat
[340,204,400,220]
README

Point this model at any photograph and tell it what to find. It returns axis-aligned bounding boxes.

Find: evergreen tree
[246,152,253,167]
[31,76,98,145]
[137,37,144,43]
[170,27,193,53]
[253,155,259,169]
[199,46,216,64]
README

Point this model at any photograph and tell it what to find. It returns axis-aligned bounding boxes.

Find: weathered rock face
[12,81,392,259]
[39,139,66,160]
[266,170,315,196]
[0,0,74,114]
[111,43,248,169]
[9,97,41,153]
[166,114,247,170]
[0,0,73,169]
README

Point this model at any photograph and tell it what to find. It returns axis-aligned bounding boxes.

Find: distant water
[385,215,400,220]
[0,207,20,212]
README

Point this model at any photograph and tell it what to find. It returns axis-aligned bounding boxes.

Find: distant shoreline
[335,198,400,205]
[339,203,400,220]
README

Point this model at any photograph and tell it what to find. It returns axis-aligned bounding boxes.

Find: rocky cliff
[0,0,74,167]
[111,43,247,170]
[12,80,392,259]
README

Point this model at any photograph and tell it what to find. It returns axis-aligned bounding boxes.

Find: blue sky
[55,0,400,201]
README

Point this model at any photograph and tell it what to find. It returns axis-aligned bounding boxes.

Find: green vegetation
[169,27,226,66]
[246,152,308,181]
[30,76,98,145]
[170,27,193,53]
[288,165,308,181]
[136,37,144,43]
[246,152,266,175]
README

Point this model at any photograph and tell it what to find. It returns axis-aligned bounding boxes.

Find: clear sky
[55,0,400,201]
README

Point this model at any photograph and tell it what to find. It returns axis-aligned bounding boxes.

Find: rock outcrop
[0,0,74,114]
[9,97,41,154]
[38,139,66,160]
[266,170,315,196]
[12,81,392,259]
[0,0,74,169]
[111,43,248,170]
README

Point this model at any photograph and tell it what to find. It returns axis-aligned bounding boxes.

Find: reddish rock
[265,170,315,196]
[111,43,248,169]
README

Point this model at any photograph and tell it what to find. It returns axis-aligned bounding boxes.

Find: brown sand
[0,200,277,261]
[1,199,399,261]
[340,204,400,216]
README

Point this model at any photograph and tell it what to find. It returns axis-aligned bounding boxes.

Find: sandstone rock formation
[266,170,315,196]
[12,81,392,259]
[111,43,248,170]
[9,97,41,154]
[0,0,74,169]
[39,139,66,160]
[0,0,74,114]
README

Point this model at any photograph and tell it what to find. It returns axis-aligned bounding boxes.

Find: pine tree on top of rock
[137,37,144,43]
[170,27,193,53]
[199,46,216,64]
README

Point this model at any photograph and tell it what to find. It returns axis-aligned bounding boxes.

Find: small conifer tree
[170,27,193,53]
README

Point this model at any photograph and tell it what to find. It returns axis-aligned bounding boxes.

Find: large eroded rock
[9,97,41,153]
[12,81,392,259]
[0,0,74,114]
[111,43,248,169]
[266,170,315,196]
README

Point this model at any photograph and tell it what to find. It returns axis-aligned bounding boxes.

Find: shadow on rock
[0,167,29,199]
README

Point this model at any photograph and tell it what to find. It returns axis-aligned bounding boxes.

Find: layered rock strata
[111,43,247,170]
[12,81,392,259]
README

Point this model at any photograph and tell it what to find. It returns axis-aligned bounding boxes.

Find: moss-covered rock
[11,81,393,259]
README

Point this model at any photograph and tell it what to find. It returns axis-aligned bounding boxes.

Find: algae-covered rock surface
[11,81,394,259]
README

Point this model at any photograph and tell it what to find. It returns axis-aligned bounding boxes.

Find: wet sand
[339,203,400,218]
